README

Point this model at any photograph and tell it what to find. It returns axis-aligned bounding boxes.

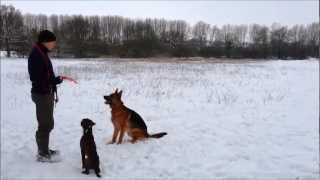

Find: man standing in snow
[28,30,63,162]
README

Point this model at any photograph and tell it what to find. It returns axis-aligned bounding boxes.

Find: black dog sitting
[80,118,101,178]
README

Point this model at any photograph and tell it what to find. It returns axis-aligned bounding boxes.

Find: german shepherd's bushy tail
[148,132,167,138]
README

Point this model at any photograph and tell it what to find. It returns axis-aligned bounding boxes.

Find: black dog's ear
[81,119,86,127]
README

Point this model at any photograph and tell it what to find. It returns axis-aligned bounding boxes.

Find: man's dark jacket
[28,43,62,94]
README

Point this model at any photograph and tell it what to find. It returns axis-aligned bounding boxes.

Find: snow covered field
[1,58,319,179]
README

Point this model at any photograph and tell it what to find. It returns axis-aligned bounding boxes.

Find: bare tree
[0,5,25,57]
[209,25,219,45]
[60,15,90,57]
[287,25,307,58]
[219,24,234,58]
[122,18,135,41]
[270,23,289,59]
[306,22,319,58]
[233,25,248,48]
[249,24,269,58]
[192,21,210,46]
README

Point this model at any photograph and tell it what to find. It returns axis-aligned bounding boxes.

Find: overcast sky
[2,0,319,27]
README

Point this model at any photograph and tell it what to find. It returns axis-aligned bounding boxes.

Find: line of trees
[1,5,319,59]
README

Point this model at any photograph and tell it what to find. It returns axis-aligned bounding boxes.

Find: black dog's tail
[148,132,167,138]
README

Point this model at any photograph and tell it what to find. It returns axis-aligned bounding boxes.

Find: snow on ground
[1,58,319,179]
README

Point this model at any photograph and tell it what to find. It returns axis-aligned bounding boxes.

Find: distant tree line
[1,5,319,59]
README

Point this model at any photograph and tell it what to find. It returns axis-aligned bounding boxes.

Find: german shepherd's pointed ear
[118,90,123,98]
[115,88,118,94]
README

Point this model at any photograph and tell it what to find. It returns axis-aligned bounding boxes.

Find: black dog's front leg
[93,151,101,177]
[81,152,89,174]
[82,169,89,175]
[95,168,101,178]
[80,151,89,175]
[81,142,86,170]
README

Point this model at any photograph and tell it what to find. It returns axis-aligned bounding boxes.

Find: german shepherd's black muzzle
[104,95,111,105]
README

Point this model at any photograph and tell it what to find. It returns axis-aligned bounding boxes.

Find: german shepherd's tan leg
[117,126,126,144]
[111,127,119,144]
[107,122,119,144]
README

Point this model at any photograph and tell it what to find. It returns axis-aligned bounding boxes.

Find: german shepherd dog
[80,118,101,178]
[103,89,167,144]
